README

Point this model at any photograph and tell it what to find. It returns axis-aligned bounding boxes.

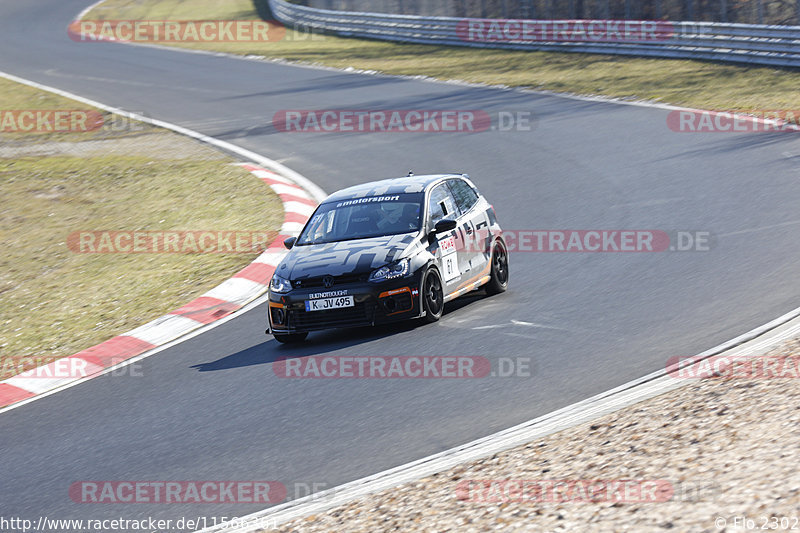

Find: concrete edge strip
[198,305,800,531]
[0,70,323,410]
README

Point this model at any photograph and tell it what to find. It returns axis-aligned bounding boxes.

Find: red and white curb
[0,163,318,409]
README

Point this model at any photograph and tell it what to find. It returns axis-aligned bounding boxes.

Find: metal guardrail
[268,0,800,68]
[299,0,800,26]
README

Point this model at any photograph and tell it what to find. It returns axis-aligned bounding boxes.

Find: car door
[446,178,490,278]
[427,182,467,294]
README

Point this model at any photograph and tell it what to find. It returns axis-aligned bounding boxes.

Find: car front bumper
[267,271,424,334]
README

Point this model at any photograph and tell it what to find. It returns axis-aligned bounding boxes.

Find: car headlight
[369,258,411,282]
[270,274,292,293]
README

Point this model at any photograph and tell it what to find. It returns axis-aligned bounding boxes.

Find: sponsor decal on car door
[438,233,460,282]
[447,179,489,275]
[428,183,466,290]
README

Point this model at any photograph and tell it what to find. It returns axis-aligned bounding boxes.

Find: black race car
[267,173,508,343]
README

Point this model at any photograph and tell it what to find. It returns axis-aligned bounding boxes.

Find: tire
[485,239,509,295]
[273,332,308,344]
[421,267,444,323]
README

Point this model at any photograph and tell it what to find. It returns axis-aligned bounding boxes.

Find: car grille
[290,302,375,330]
[292,273,367,289]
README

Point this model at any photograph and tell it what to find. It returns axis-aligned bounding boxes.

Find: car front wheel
[485,240,509,295]
[421,267,444,323]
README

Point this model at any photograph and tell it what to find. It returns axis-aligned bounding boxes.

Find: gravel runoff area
[262,336,800,532]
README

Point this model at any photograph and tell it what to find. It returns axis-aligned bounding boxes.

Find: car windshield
[296,192,424,245]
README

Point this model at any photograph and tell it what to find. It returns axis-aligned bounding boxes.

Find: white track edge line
[198,304,800,531]
[76,0,107,21]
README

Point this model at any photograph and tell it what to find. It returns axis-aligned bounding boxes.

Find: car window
[447,178,479,214]
[296,193,424,245]
[302,209,337,244]
[427,183,460,226]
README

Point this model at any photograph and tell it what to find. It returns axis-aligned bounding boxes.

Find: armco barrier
[269,0,800,68]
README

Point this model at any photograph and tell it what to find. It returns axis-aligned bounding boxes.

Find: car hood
[279,233,420,280]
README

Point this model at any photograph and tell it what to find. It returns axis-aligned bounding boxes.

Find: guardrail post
[720,0,728,22]
[796,0,800,25]
[655,0,662,19]
[756,0,764,24]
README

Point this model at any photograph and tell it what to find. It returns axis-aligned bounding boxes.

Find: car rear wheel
[485,240,509,295]
[421,267,444,323]
[273,332,309,343]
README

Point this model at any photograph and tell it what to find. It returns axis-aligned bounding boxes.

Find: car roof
[322,174,466,204]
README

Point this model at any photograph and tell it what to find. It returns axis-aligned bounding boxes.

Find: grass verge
[0,76,283,380]
[83,0,800,114]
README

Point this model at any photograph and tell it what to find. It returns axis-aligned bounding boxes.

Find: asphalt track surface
[2,0,800,528]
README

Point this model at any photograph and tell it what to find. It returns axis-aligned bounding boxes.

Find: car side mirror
[434,219,458,233]
[284,237,297,250]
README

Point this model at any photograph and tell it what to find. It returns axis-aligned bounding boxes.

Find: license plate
[305,296,355,312]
